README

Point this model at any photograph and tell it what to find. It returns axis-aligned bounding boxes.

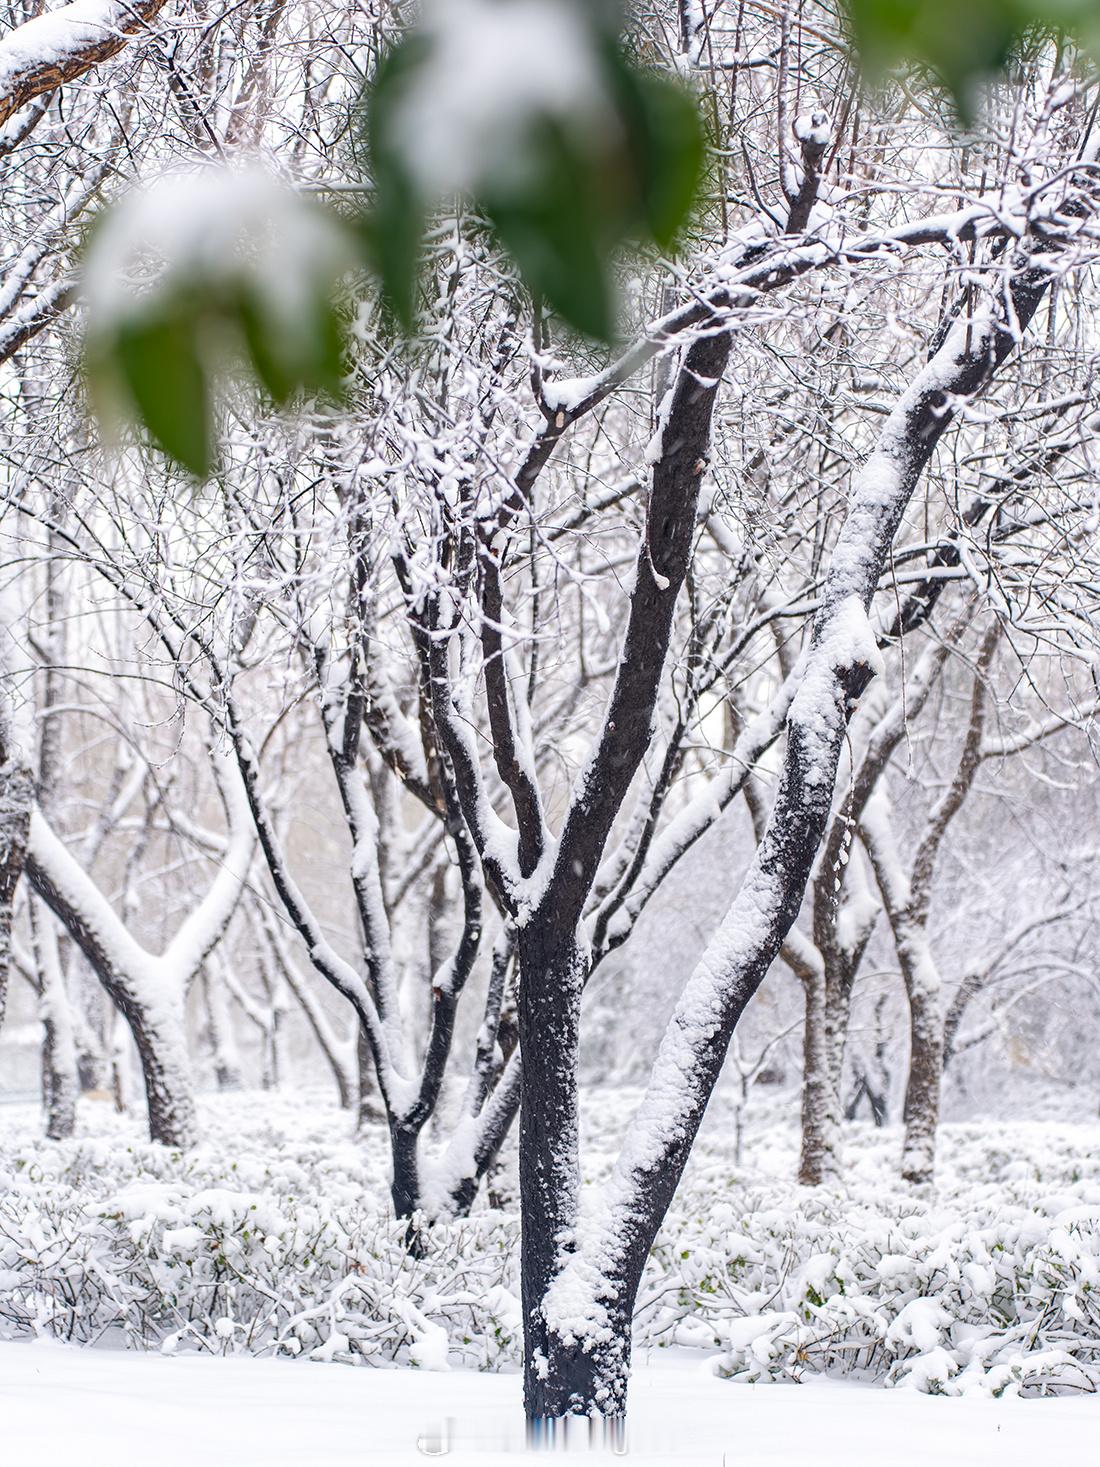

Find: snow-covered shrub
[638,1124,1100,1396]
[2,1093,1099,1394]
[0,1098,522,1370]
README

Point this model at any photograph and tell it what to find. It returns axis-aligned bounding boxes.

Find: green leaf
[238,284,347,409]
[360,180,425,334]
[631,73,706,248]
[237,289,296,406]
[360,21,706,342]
[111,299,211,478]
[360,34,432,330]
[843,0,1077,121]
[604,50,706,249]
[484,119,616,341]
[83,178,354,475]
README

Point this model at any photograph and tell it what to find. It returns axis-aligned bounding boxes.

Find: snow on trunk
[24,751,254,1148]
[527,263,1059,1421]
[30,895,79,1140]
[0,755,32,1028]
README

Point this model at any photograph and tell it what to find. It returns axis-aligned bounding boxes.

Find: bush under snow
[1,1090,1099,1397]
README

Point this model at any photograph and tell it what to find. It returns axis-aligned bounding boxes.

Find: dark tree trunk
[525,1307,631,1438]
[509,312,736,1427]
[798,968,838,1184]
[390,1119,421,1219]
[901,968,942,1184]
[518,928,587,1417]
[0,757,33,1028]
[515,235,1060,1425]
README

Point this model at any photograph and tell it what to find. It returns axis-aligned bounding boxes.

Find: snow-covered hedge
[2,1094,1098,1396]
[0,1108,523,1372]
[644,1184,1100,1396]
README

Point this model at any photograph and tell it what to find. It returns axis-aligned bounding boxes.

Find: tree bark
[518,930,589,1416]
[0,757,33,1029]
[390,1118,422,1220]
[898,935,943,1184]
[797,967,839,1184]
[30,897,78,1140]
[0,0,170,127]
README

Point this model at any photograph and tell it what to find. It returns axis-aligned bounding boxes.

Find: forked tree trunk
[27,848,198,1148]
[516,227,1059,1425]
[510,300,739,1430]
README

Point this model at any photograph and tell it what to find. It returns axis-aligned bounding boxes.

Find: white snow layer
[1,1339,1095,1466]
[0,1,130,92]
[82,166,350,339]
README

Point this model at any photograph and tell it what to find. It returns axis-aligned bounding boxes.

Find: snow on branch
[26,751,254,1000]
[0,0,167,126]
[539,239,1076,1347]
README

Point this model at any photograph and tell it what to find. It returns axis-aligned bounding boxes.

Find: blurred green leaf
[83,173,353,478]
[606,53,706,249]
[843,0,1094,120]
[484,119,616,341]
[111,297,211,478]
[361,34,431,332]
[359,15,705,340]
[238,285,347,409]
[237,290,296,408]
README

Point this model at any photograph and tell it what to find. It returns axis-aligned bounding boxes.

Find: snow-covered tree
[5,0,1100,1438]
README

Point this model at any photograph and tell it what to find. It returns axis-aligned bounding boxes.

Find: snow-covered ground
[3,1337,1098,1466]
[3,1088,1100,1460]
